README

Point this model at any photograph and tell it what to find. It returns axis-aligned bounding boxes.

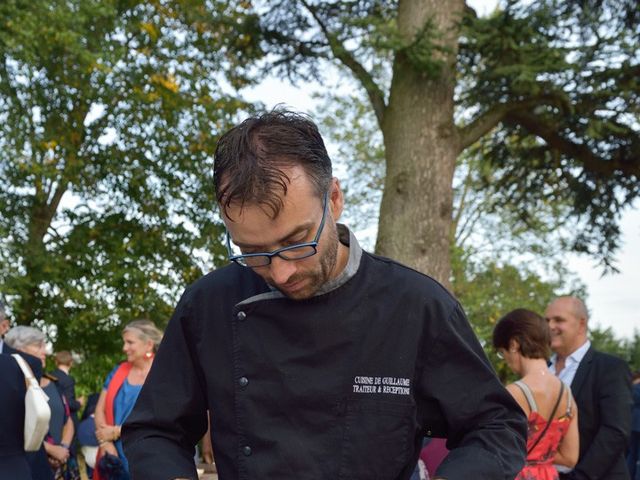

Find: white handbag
[12,353,52,451]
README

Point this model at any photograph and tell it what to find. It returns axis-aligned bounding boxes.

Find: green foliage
[590,326,640,372]
[459,0,640,270]
[46,351,122,398]
[453,144,576,270]
[0,0,262,388]
[311,91,385,240]
[451,245,586,382]
[71,352,123,398]
[255,1,395,90]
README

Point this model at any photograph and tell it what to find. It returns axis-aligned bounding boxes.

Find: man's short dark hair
[213,109,333,218]
[492,308,552,360]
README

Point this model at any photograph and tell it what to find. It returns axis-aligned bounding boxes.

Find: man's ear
[329,177,344,221]
[579,316,588,334]
[509,338,520,352]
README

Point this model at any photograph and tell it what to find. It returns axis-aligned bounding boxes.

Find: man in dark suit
[546,296,632,480]
[51,350,83,428]
[0,298,42,380]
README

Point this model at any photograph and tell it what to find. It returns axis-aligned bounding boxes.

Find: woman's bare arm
[60,415,74,445]
[554,405,579,467]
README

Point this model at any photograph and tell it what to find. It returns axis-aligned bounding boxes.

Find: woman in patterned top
[493,308,579,480]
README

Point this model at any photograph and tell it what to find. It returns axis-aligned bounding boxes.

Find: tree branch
[457,94,570,151]
[455,205,484,248]
[300,0,387,126]
[505,111,640,178]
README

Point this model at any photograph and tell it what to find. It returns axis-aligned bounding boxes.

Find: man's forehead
[223,193,315,224]
[546,300,578,319]
[220,166,318,220]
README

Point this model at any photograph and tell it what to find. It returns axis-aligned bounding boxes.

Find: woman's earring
[145,351,153,359]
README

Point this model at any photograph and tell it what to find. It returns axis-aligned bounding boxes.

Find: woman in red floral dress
[493,309,579,480]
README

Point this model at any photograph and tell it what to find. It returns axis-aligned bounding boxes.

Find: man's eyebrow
[232,222,315,249]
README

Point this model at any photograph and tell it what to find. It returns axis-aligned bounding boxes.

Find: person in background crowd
[94,319,163,478]
[50,350,82,479]
[52,351,83,430]
[420,438,449,479]
[0,354,33,479]
[6,326,75,480]
[81,393,101,422]
[123,109,527,480]
[628,372,640,480]
[0,298,10,345]
[0,298,42,380]
[494,308,579,480]
[77,392,101,479]
[546,296,632,480]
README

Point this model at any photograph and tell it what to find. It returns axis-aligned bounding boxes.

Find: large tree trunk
[375,0,463,289]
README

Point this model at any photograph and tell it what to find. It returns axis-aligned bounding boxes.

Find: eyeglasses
[226,192,328,268]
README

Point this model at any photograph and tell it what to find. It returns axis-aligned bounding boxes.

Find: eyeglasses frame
[226,191,329,268]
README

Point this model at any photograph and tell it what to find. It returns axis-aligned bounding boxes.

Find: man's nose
[269,255,297,285]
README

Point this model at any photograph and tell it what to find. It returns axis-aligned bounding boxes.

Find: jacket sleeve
[122,291,208,480]
[61,374,82,413]
[571,356,632,480]
[416,303,527,480]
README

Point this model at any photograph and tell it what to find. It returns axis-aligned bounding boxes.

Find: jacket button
[242,445,252,456]
[238,376,249,387]
[237,311,247,321]
[426,430,432,436]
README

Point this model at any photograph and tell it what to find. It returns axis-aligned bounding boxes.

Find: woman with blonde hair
[94,319,163,479]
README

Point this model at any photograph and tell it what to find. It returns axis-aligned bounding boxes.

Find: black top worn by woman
[0,354,32,480]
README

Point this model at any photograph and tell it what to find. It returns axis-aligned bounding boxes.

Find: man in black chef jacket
[123,110,526,480]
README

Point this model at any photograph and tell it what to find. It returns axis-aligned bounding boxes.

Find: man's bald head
[560,296,589,323]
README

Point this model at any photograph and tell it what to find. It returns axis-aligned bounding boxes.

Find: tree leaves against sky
[0,0,261,360]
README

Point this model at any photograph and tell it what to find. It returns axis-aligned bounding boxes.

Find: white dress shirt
[549,339,591,386]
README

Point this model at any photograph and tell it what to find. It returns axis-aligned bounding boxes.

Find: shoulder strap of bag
[527,381,564,454]
[104,362,131,426]
[11,353,40,389]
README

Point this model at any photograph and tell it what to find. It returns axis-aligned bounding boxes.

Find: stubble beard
[282,222,339,300]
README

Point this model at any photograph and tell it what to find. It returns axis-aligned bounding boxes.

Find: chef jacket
[123,225,526,479]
